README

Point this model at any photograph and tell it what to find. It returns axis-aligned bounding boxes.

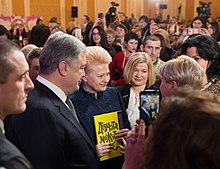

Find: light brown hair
[123,52,155,87]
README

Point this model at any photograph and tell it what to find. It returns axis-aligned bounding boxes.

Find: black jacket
[7,81,100,169]
[117,84,160,125]
[0,129,33,169]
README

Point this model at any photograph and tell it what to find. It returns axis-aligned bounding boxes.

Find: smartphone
[115,38,121,44]
[140,89,160,123]
[98,13,103,19]
[193,28,201,34]
[187,28,201,35]
[75,28,81,37]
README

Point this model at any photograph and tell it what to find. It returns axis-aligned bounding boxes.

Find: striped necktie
[65,97,80,123]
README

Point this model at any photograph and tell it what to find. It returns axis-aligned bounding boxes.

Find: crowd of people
[1,4,220,169]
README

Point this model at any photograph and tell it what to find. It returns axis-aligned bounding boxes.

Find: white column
[79,0,87,26]
[0,0,12,16]
[60,0,66,27]
[194,0,199,18]
[73,0,78,27]
[126,0,137,18]
[24,0,30,16]
[140,0,144,17]
[94,0,97,22]
[8,0,13,15]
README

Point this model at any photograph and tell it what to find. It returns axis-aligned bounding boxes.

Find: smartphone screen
[75,28,81,36]
[193,28,201,34]
[187,28,201,35]
[98,13,103,19]
[140,89,160,123]
[115,38,121,44]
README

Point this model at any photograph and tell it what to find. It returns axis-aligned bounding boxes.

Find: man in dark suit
[7,31,100,169]
[82,15,93,46]
[0,39,34,168]
[139,15,150,43]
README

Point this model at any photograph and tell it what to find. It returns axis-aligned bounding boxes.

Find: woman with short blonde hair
[84,46,112,72]
[160,55,206,98]
[70,46,130,169]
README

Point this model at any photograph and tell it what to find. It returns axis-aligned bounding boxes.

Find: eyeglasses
[107,35,115,39]
[115,28,125,32]
[92,32,101,36]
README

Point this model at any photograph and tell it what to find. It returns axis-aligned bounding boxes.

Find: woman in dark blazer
[70,46,130,169]
[117,52,157,127]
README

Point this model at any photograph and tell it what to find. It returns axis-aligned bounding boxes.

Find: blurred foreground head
[146,88,220,169]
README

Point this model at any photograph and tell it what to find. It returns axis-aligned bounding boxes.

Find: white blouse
[126,88,140,127]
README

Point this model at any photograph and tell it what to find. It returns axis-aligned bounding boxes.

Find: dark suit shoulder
[117,84,131,105]
[0,131,32,169]
[7,85,100,169]
[27,88,52,106]
[105,86,120,94]
[117,84,131,95]
[0,131,24,161]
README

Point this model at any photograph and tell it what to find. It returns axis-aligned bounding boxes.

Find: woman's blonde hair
[160,55,206,89]
[85,46,112,72]
[123,52,155,87]
[154,29,171,48]
[105,29,115,35]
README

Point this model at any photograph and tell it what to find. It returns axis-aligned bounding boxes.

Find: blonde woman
[160,55,206,98]
[117,52,156,126]
[70,46,130,169]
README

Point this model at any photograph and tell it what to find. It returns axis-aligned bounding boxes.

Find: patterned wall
[2,0,220,30]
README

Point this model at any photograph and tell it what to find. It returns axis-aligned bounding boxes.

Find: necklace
[122,51,130,70]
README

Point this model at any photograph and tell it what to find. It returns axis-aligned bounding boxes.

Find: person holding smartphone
[159,55,206,98]
[88,26,116,58]
[105,29,122,54]
[175,17,211,49]
[122,89,220,169]
[180,35,220,96]
[117,52,156,126]
[114,24,128,49]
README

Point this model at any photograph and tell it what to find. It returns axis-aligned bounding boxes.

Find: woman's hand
[122,119,146,169]
[201,28,211,36]
[182,27,189,36]
[115,128,129,143]
[96,143,111,158]
[75,33,83,41]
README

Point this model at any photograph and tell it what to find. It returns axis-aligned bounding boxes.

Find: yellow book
[93,111,122,161]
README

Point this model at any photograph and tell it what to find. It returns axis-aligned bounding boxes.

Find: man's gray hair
[39,31,87,74]
[0,39,21,84]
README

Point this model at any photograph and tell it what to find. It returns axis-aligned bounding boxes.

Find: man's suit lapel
[35,81,97,153]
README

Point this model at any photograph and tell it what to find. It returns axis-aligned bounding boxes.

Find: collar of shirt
[36,75,67,104]
[0,119,5,134]
[153,58,162,70]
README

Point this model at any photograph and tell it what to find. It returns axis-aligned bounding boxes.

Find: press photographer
[106,2,119,27]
